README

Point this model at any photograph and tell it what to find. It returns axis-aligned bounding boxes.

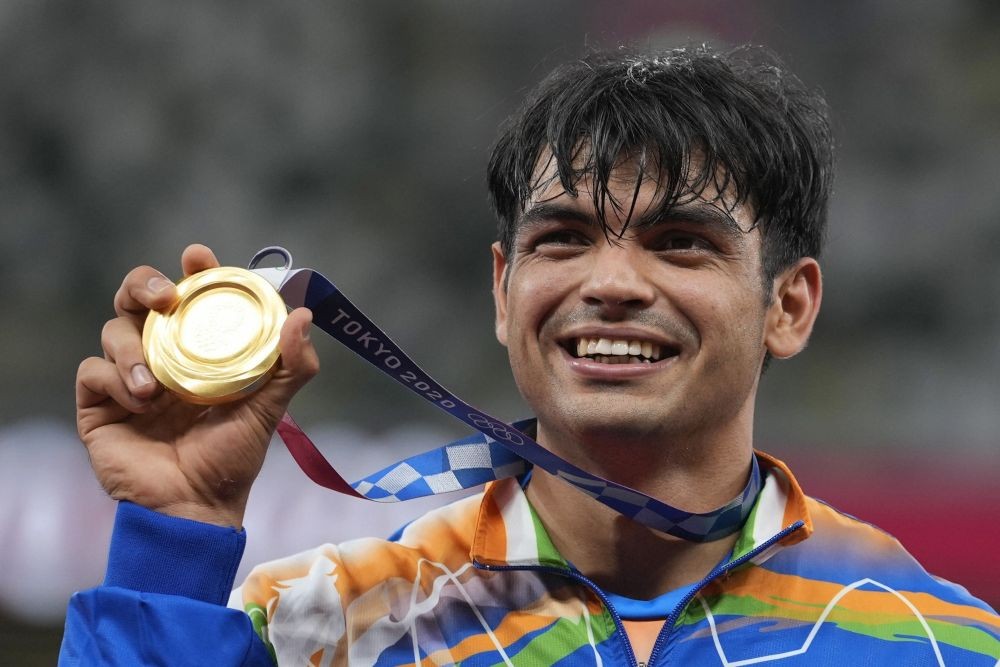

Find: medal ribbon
[250,248,761,543]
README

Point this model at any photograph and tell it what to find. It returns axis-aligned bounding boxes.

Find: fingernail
[147,276,173,293]
[131,364,155,388]
[301,322,312,341]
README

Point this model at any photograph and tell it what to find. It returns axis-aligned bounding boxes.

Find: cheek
[500,290,537,354]
[675,280,766,352]
[716,298,769,366]
[506,265,571,332]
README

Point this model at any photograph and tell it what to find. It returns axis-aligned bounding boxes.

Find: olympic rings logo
[467,412,524,446]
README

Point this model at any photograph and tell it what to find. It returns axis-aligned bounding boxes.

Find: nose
[578,242,656,312]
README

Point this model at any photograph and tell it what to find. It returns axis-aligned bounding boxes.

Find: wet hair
[487,44,834,295]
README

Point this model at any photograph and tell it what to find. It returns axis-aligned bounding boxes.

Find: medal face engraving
[143,267,288,404]
[179,289,261,361]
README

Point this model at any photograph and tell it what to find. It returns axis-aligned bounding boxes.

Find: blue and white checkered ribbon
[252,247,761,543]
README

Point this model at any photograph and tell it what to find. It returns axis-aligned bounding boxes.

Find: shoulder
[708,490,1000,663]
[799,495,992,607]
[755,452,995,615]
[766,497,998,629]
[236,490,485,609]
[230,492,488,663]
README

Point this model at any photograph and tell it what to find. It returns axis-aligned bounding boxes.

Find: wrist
[151,499,248,530]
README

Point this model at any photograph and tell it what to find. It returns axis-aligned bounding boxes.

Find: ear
[764,257,822,359]
[491,242,510,347]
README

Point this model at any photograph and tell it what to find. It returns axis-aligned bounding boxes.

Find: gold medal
[142,266,288,404]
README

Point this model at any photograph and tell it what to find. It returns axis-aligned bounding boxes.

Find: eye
[535,230,588,247]
[653,232,714,252]
[522,227,593,258]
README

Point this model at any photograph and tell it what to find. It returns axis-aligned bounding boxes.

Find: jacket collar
[471,450,813,569]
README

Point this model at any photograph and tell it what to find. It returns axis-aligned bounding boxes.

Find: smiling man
[493,161,802,604]
[62,46,999,665]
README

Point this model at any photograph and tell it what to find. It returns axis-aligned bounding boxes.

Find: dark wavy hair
[487,44,834,295]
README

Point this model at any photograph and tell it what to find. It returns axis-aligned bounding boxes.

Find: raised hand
[76,244,319,528]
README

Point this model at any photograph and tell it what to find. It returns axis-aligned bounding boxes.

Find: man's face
[492,156,774,452]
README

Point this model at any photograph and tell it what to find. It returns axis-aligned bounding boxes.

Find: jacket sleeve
[59,501,275,665]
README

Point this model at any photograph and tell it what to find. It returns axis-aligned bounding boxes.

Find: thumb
[253,307,320,413]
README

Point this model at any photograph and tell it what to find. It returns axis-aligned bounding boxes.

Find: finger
[180,244,221,277]
[101,317,162,400]
[113,265,178,321]
[254,308,319,409]
[77,356,152,414]
[279,308,320,387]
[113,245,221,321]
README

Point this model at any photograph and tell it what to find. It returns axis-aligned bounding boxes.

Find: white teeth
[573,336,671,362]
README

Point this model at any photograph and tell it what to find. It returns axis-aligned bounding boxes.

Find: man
[62,45,999,665]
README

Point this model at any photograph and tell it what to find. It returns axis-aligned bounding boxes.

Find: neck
[525,416,755,598]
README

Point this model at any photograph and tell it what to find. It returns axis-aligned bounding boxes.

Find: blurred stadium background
[0,1,998,662]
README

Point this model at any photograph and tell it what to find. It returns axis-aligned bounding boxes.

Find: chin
[540,401,672,446]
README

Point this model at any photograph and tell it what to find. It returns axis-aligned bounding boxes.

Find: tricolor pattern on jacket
[231,452,1000,666]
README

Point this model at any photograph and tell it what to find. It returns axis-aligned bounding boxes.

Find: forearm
[60,502,273,666]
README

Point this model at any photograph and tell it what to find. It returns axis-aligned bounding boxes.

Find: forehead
[523,146,756,235]
[527,148,645,201]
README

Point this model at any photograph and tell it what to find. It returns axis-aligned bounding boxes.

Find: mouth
[561,336,681,365]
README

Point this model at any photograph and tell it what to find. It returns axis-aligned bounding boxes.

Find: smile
[567,337,678,364]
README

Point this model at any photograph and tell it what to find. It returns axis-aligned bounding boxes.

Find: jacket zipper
[645,520,805,666]
[475,520,804,666]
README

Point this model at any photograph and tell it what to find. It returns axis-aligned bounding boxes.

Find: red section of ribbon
[276,413,364,498]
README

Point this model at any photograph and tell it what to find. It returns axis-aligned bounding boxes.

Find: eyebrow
[518,200,747,242]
